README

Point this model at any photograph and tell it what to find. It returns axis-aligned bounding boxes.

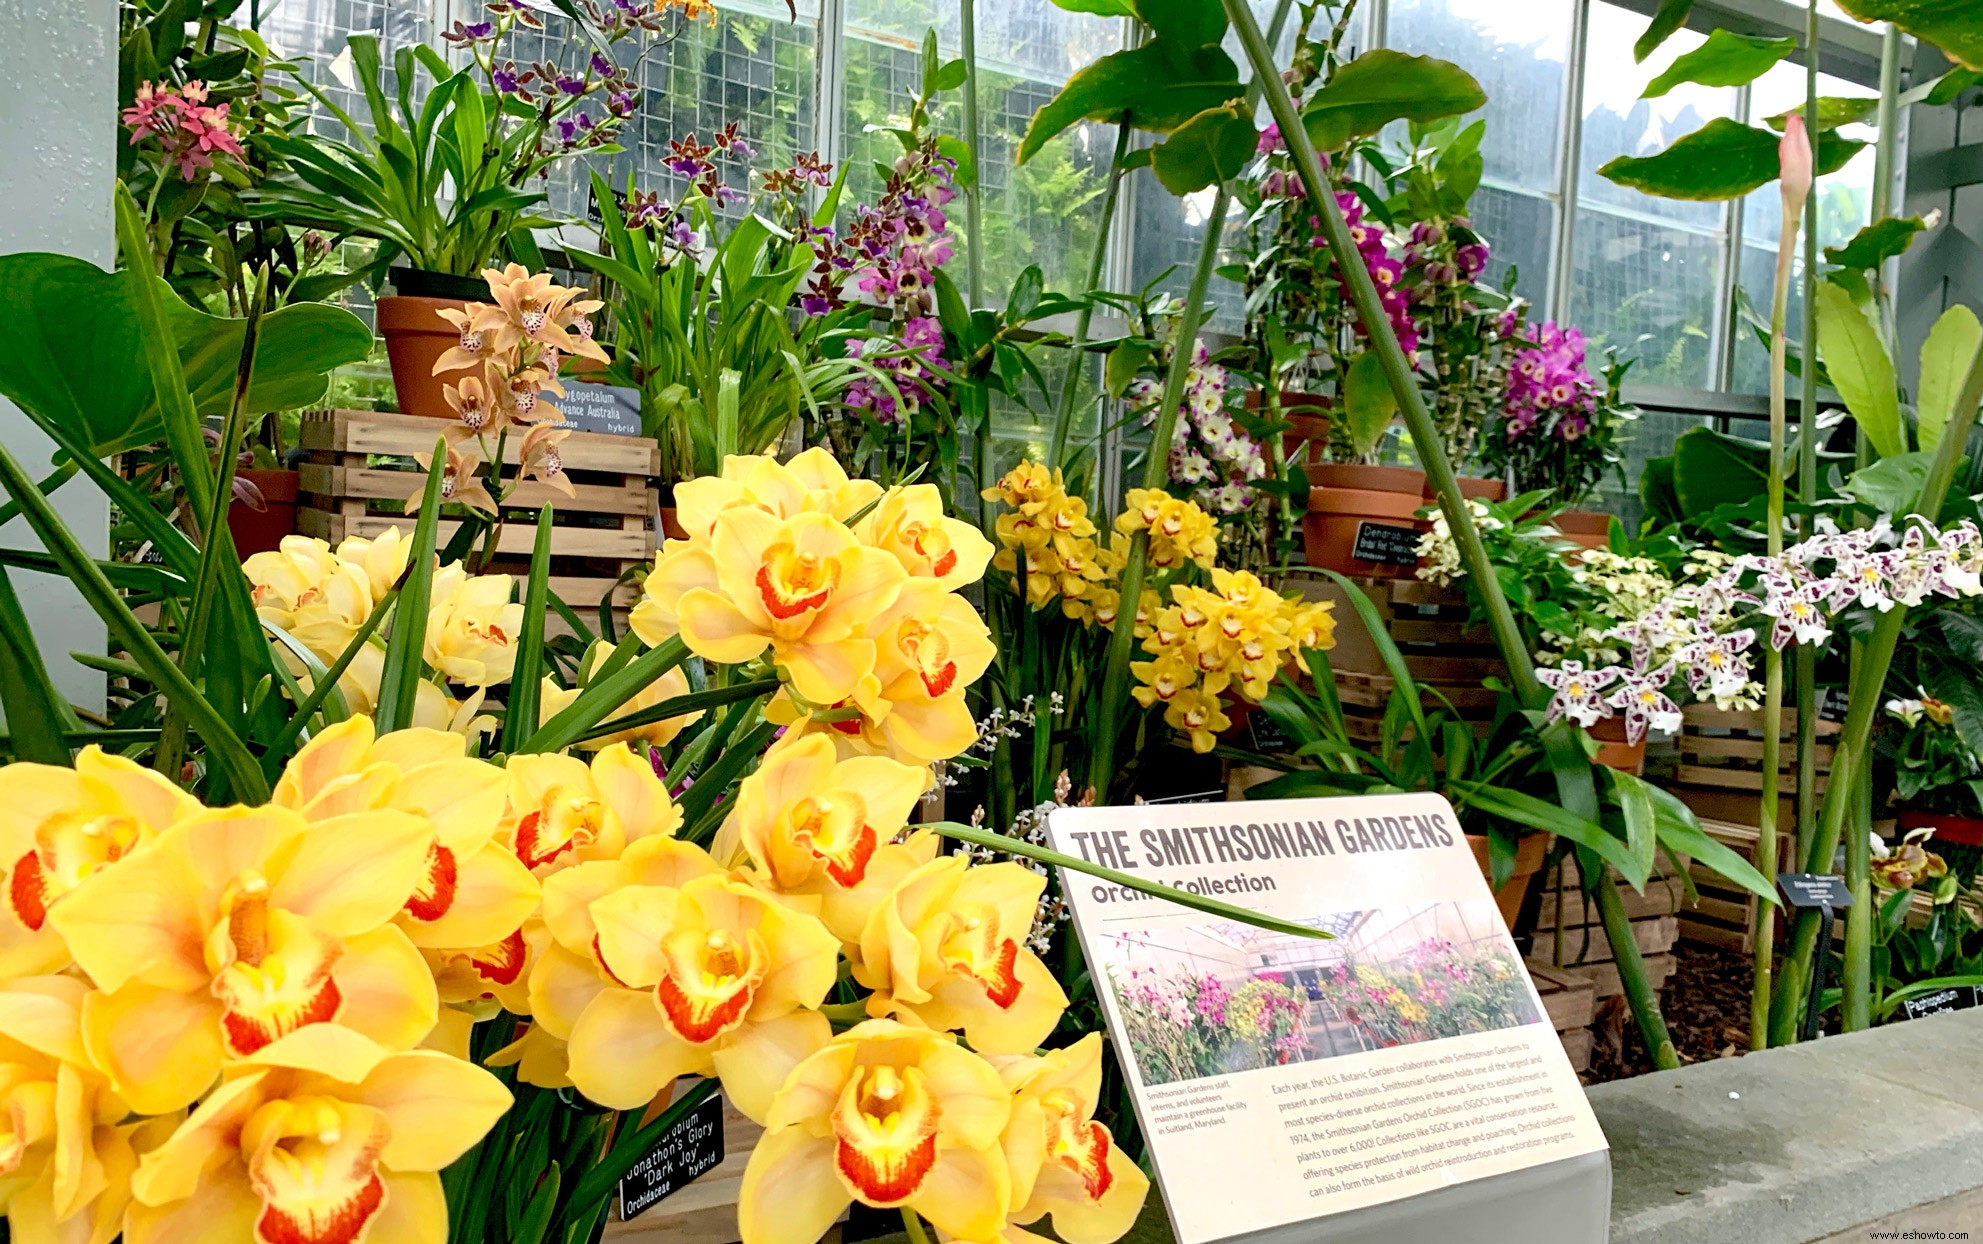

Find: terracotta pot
[377,294,477,419]
[1587,716,1646,775]
[1896,810,1983,848]
[1310,462,1426,495]
[1468,832,1549,927]
[1445,476,1508,503]
[1303,482,1427,578]
[659,506,689,542]
[227,468,299,559]
[1552,508,1614,554]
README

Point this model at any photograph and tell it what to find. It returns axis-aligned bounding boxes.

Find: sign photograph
[1049,794,1607,1244]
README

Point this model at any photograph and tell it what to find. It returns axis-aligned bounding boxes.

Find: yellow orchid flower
[502,742,683,875]
[669,449,885,549]
[48,804,439,1115]
[245,535,377,661]
[1116,490,1218,571]
[539,640,701,750]
[547,872,838,1116]
[424,918,544,1019]
[670,508,907,705]
[739,1019,1012,1244]
[275,718,539,956]
[0,975,169,1244]
[714,734,928,933]
[0,747,199,978]
[332,528,411,601]
[857,484,994,591]
[125,1025,510,1244]
[992,1035,1149,1244]
[854,858,1067,1055]
[1163,688,1231,754]
[424,566,524,687]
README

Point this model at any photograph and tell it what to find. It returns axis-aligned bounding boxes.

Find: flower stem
[1050,119,1133,472]
[901,1210,933,1244]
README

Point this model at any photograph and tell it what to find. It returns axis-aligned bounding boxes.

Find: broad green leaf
[1834,0,1983,71]
[1664,425,1850,517]
[1609,768,1660,891]
[1598,118,1867,201]
[0,567,75,763]
[1020,40,1243,163]
[1814,280,1903,458]
[1825,215,1932,269]
[1139,0,1226,46]
[1149,105,1257,193]
[1049,0,1138,13]
[1634,0,1694,62]
[1916,66,1983,106]
[1765,95,1881,132]
[1449,781,1640,882]
[1340,350,1398,459]
[1302,50,1485,152]
[1919,304,1983,453]
[1845,451,1934,516]
[1644,782,1776,902]
[1642,30,1795,98]
[1006,265,1045,323]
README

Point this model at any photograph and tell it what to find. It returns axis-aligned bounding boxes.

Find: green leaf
[1634,0,1694,62]
[1105,339,1157,398]
[1919,304,1983,454]
[1814,279,1903,458]
[1048,0,1139,14]
[1644,783,1776,902]
[524,637,690,754]
[1845,451,1935,516]
[1765,95,1881,132]
[1138,0,1226,47]
[0,567,76,763]
[1020,40,1243,163]
[1302,50,1486,152]
[1006,265,1045,323]
[1315,569,1427,744]
[1609,768,1660,891]
[1912,66,1983,106]
[502,508,556,754]
[1834,0,1983,72]
[1340,351,1398,459]
[1826,215,1932,269]
[935,58,969,92]
[1448,781,1641,881]
[1597,118,1867,201]
[1149,105,1258,193]
[1643,30,1796,98]
[374,447,446,733]
[932,820,1329,938]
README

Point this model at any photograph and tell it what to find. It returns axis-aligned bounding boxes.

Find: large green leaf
[1918,305,1983,455]
[1835,0,1983,71]
[1643,29,1795,98]
[1814,280,1903,458]
[1765,96,1881,133]
[1825,215,1932,269]
[1340,351,1398,459]
[0,253,372,457]
[1138,0,1226,47]
[1634,0,1695,62]
[1149,105,1257,193]
[1301,50,1486,151]
[1597,118,1867,201]
[0,567,76,763]
[1019,40,1243,163]
[1048,0,1138,12]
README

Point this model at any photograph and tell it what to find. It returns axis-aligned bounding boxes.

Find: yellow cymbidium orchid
[536,869,838,1118]
[669,508,907,705]
[539,640,700,749]
[125,1025,510,1244]
[424,566,524,688]
[854,858,1067,1055]
[992,1035,1149,1244]
[739,1019,1012,1244]
[0,975,168,1244]
[48,804,439,1115]
[501,742,683,876]
[0,747,199,979]
[856,484,994,592]
[672,448,884,542]
[244,536,377,660]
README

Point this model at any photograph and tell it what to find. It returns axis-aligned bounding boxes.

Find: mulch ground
[1581,940,1759,1084]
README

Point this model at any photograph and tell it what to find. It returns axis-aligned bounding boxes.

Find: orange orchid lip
[831,1065,940,1205]
[403,841,459,923]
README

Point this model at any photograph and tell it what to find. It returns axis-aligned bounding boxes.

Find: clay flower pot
[227,468,300,559]
[1552,509,1614,554]
[1444,476,1508,503]
[1303,463,1428,577]
[378,269,492,420]
[1587,716,1646,775]
[1896,810,1983,848]
[1468,832,1549,927]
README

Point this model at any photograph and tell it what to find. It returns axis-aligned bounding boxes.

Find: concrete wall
[0,0,112,712]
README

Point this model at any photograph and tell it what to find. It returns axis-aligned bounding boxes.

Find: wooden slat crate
[297,410,659,640]
[1672,818,1796,953]
[1287,573,1509,686]
[1529,952,1678,1001]
[1531,961,1597,1074]
[1531,854,1683,1024]
[1667,704,1839,829]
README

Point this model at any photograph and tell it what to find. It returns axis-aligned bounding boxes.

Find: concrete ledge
[1592,1008,1983,1244]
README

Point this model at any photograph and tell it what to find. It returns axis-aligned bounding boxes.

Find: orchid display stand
[297,409,659,640]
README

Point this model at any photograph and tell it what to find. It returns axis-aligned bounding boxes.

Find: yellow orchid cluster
[980,462,1112,617]
[245,530,520,738]
[425,264,616,515]
[1131,569,1337,753]
[631,448,998,767]
[1115,487,1220,573]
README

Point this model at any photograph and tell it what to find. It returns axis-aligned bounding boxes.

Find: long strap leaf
[113,184,215,529]
[0,437,267,801]
[501,508,555,754]
[520,636,689,754]
[375,444,448,733]
[0,565,77,763]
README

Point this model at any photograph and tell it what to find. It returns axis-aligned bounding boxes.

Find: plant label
[618,1090,724,1221]
[1776,872,1853,910]
[1350,521,1421,566]
[560,380,644,438]
[1901,986,1983,1022]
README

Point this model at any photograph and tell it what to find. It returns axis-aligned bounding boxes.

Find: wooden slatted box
[297,410,659,639]
[1666,704,1839,829]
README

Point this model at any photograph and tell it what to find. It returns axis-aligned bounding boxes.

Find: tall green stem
[1596,868,1678,1067]
[959,0,985,309]
[1770,347,1983,1043]
[1222,0,1539,707]
[1050,121,1134,471]
[1793,0,1822,868]
[1086,187,1228,797]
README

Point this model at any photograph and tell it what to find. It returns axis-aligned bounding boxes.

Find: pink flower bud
[1779,113,1813,217]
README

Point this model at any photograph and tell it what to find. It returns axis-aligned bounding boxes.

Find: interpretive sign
[1048,794,1607,1244]
[618,1090,724,1220]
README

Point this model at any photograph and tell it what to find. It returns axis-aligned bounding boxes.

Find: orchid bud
[1779,113,1813,218]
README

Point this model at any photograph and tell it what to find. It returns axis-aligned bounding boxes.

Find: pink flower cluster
[122,81,245,181]
[1503,317,1604,442]
[844,315,949,427]
[1193,973,1230,1025]
[1327,192,1421,361]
